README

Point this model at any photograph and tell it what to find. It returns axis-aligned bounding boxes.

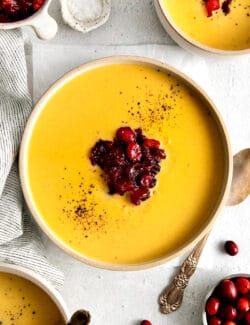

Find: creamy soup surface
[27,63,226,265]
[0,272,64,325]
[163,0,250,50]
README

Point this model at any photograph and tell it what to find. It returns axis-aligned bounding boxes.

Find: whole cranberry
[220,305,237,321]
[224,241,239,256]
[140,321,152,325]
[237,310,246,322]
[219,279,238,301]
[223,322,236,325]
[33,0,45,11]
[116,127,135,144]
[245,311,250,325]
[206,297,221,316]
[237,297,250,312]
[207,316,221,325]
[235,277,250,295]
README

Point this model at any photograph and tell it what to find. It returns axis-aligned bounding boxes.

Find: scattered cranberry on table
[205,276,250,324]
[90,127,166,205]
[224,241,239,256]
[0,0,45,23]
[140,321,152,325]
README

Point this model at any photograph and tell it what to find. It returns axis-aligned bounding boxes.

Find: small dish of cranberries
[0,0,57,40]
[203,274,250,325]
[0,0,45,23]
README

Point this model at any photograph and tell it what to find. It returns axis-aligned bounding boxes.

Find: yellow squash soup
[27,63,226,265]
[163,0,250,50]
[0,272,64,325]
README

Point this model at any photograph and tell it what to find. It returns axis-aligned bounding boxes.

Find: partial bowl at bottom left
[0,263,69,324]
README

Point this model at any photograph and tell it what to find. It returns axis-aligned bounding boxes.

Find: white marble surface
[24,1,250,324]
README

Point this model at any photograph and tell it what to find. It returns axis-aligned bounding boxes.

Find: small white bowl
[154,0,250,56]
[60,0,111,33]
[0,0,57,40]
[202,273,250,324]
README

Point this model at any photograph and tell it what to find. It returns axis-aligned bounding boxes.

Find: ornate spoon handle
[159,233,209,314]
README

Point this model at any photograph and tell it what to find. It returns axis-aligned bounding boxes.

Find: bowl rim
[0,0,51,28]
[202,273,250,324]
[19,55,233,271]
[0,262,70,322]
[155,0,250,56]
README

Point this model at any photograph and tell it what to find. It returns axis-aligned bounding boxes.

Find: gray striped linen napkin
[0,29,63,290]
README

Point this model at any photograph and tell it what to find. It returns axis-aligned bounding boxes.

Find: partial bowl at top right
[154,0,250,56]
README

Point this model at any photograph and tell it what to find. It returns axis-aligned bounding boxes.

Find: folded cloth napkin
[0,29,63,290]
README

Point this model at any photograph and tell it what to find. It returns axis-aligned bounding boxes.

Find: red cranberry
[143,139,160,148]
[207,317,221,325]
[116,127,135,144]
[223,322,236,325]
[114,179,134,195]
[33,0,44,10]
[140,174,154,188]
[235,277,250,295]
[140,321,152,325]
[219,279,238,301]
[220,305,237,321]
[245,311,250,325]
[206,297,221,316]
[0,14,8,21]
[236,310,246,321]
[126,142,142,162]
[224,241,239,256]
[237,297,250,312]
[1,0,13,5]
[131,187,151,205]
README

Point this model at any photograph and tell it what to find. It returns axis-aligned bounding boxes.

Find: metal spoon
[67,310,91,325]
[159,148,250,314]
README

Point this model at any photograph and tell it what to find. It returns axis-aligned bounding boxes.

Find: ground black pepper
[123,71,183,132]
[60,176,108,238]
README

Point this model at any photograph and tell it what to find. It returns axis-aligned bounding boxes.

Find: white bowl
[0,0,57,40]
[19,55,232,271]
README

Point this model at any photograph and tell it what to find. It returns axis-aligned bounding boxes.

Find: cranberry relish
[90,127,166,205]
[0,0,45,23]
